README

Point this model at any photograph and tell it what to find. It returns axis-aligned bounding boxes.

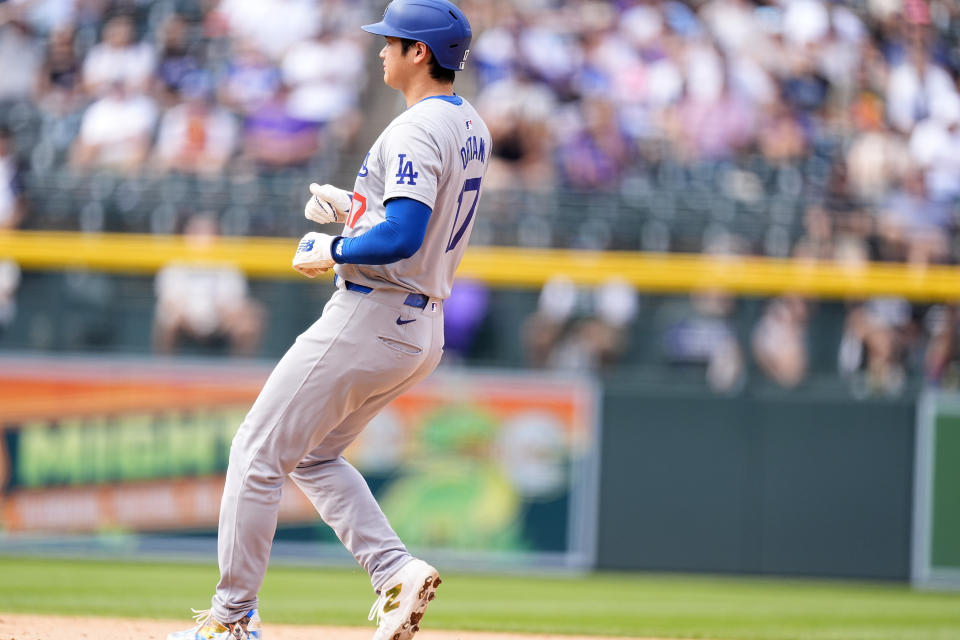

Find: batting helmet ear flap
[362,0,472,71]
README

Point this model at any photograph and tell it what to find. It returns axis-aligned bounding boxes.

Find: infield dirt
[0,614,661,640]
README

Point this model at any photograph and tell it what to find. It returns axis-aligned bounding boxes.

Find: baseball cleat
[167,608,262,640]
[369,559,442,640]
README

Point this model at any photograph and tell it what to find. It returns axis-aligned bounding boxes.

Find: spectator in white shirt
[0,127,26,230]
[886,42,958,134]
[70,79,157,172]
[0,16,43,104]
[0,128,24,333]
[213,0,318,61]
[82,14,155,96]
[153,213,264,356]
[909,94,960,203]
[282,26,365,138]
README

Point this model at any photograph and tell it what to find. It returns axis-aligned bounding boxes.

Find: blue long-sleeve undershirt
[332,197,432,265]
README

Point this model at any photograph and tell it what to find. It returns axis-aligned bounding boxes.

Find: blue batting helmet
[362,0,472,71]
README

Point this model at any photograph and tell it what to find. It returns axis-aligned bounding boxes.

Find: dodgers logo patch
[395,153,419,185]
[298,238,315,253]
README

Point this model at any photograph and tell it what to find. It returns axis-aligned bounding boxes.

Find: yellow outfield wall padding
[2,230,960,301]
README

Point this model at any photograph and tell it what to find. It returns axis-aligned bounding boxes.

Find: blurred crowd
[465,0,960,260]
[467,0,959,192]
[457,0,960,396]
[0,0,372,180]
[2,0,960,395]
[0,0,376,357]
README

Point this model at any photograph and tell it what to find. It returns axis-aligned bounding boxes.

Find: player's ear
[416,41,430,63]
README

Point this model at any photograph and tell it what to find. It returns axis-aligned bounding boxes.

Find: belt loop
[403,293,429,309]
[344,280,373,295]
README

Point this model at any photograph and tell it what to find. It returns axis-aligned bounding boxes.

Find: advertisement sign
[0,357,599,568]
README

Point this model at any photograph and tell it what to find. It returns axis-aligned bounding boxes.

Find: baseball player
[168,1,489,640]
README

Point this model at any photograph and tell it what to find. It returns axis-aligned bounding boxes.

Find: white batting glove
[305,183,351,225]
[292,232,337,278]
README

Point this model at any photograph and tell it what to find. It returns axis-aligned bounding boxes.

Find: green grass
[1,555,959,640]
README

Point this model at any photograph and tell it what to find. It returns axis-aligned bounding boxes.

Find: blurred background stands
[1,0,960,396]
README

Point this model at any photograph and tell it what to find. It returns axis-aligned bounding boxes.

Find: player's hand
[305,183,351,225]
[292,232,337,278]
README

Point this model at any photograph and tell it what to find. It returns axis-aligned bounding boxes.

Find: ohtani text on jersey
[460,135,486,169]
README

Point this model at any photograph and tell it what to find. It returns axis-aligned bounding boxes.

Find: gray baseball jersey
[336,94,491,300]
[210,94,490,626]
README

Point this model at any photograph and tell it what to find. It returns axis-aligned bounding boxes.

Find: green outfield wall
[598,383,916,580]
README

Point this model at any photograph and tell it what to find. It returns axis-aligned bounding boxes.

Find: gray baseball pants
[211,285,444,624]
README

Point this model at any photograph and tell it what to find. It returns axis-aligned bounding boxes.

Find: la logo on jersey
[395,153,418,185]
